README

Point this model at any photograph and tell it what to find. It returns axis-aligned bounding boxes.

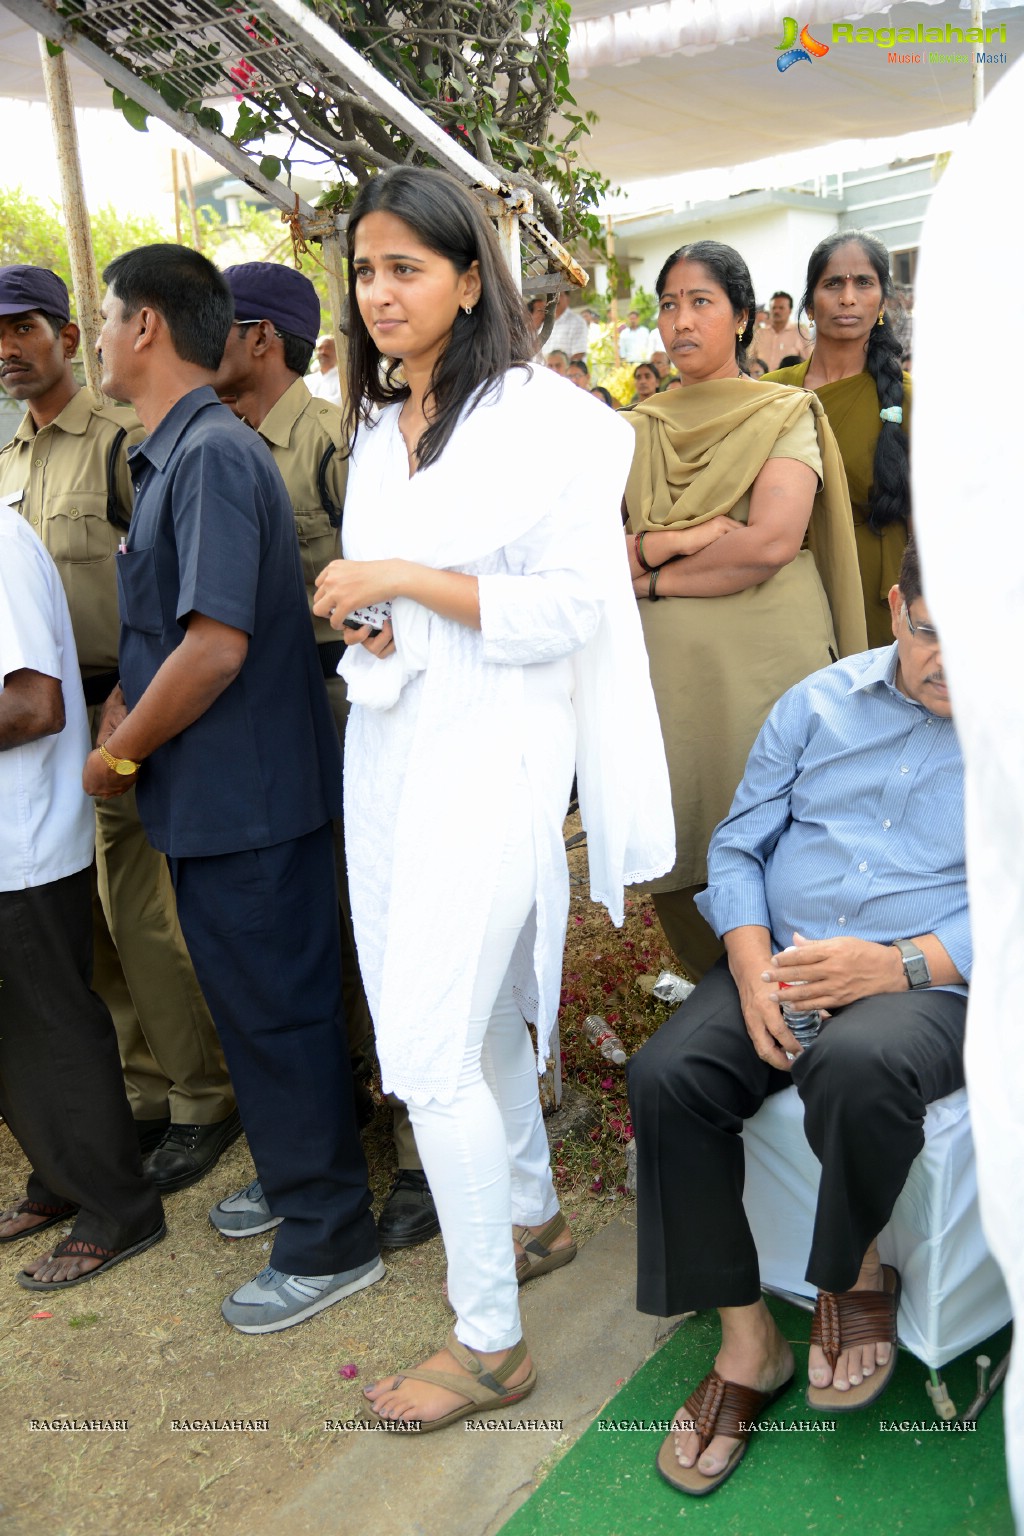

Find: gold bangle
[99,741,141,777]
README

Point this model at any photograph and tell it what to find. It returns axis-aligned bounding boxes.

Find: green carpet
[502,1299,1013,1536]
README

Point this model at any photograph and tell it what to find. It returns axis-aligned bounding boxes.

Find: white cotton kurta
[341,364,674,1106]
[913,62,1024,1528]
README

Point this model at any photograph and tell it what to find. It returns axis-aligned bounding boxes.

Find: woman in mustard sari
[765,230,911,647]
[624,241,866,979]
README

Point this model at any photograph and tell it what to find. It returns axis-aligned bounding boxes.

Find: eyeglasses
[903,603,941,646]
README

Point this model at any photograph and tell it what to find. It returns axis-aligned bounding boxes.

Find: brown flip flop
[806,1264,901,1411]
[656,1368,794,1496]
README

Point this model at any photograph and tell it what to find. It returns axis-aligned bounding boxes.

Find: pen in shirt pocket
[118,537,127,554]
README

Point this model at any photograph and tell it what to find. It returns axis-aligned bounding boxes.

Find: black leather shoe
[135,1116,171,1157]
[376,1169,440,1249]
[144,1110,244,1194]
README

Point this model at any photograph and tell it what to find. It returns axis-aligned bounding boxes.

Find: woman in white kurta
[313,167,674,1432]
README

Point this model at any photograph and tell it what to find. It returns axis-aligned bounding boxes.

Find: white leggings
[405,783,560,1353]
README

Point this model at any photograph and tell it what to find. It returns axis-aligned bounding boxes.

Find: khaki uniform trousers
[324,674,419,1169]
[91,715,234,1125]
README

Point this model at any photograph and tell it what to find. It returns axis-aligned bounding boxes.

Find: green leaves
[111,88,149,133]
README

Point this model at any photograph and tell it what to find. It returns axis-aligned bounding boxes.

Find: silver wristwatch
[893,939,931,990]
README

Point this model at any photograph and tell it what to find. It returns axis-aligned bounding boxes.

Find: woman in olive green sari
[765,231,911,647]
[623,241,865,981]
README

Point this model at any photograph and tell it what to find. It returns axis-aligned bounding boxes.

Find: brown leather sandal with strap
[806,1264,901,1411]
[364,1329,537,1434]
[656,1367,795,1495]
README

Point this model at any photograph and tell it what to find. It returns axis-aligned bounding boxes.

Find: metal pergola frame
[4,0,587,309]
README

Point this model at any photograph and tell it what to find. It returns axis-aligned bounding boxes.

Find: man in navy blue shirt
[83,245,381,1332]
[628,539,968,1494]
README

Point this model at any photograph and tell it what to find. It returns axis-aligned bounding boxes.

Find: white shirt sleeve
[476,453,616,666]
[0,517,62,684]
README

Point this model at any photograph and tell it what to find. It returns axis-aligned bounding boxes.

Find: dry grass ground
[0,818,681,1536]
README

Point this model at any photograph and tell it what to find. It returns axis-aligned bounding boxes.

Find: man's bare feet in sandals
[807,1241,892,1396]
[363,1335,535,1428]
[20,1245,105,1284]
[0,1201,75,1245]
[669,1300,794,1485]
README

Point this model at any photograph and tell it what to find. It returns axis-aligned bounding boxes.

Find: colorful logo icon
[775,17,829,70]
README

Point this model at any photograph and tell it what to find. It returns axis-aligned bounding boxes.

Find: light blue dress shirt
[695,644,970,993]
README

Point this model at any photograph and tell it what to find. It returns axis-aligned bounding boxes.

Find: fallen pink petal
[338,1363,359,1380]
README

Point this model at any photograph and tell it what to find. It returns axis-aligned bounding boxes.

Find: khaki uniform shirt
[255,377,348,646]
[0,389,143,675]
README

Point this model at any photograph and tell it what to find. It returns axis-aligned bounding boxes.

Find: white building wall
[604,204,840,315]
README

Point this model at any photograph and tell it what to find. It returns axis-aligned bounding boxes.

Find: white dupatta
[341,365,673,1102]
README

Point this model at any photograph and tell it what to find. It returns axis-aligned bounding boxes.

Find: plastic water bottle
[583,1014,628,1065]
[777,945,821,1054]
[779,985,822,1048]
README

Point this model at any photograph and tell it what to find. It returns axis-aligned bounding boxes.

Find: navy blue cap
[0,265,71,324]
[223,262,321,346]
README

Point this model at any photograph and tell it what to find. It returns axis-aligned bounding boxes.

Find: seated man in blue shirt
[628,537,968,1495]
[81,244,382,1333]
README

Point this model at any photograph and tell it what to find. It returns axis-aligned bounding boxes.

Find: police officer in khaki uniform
[213,262,438,1247]
[0,265,239,1195]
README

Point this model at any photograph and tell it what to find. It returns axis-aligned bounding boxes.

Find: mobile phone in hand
[342,600,392,635]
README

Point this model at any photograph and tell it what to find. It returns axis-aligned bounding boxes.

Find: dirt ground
[0,827,680,1536]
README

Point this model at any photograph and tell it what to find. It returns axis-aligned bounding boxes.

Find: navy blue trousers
[628,957,966,1317]
[168,823,377,1275]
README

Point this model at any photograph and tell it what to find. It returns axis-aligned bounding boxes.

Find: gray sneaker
[209,1179,283,1240]
[221,1256,386,1334]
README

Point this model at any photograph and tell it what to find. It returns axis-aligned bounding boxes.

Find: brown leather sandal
[806,1264,901,1411]
[656,1368,795,1495]
[364,1330,537,1433]
[0,1199,76,1245]
[513,1212,577,1285]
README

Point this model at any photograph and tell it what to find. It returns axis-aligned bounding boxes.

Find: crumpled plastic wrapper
[652,970,696,1006]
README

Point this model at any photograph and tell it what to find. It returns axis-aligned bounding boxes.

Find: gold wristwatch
[99,742,141,777]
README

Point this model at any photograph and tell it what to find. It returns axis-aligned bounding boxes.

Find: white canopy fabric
[564,0,1024,182]
[0,0,1021,189]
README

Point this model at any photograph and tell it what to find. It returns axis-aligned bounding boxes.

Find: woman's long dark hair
[343,167,534,470]
[655,240,756,373]
[800,229,909,533]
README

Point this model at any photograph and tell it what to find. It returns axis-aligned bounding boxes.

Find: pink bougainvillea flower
[338,1362,359,1380]
[590,1176,604,1193]
[600,1077,614,1091]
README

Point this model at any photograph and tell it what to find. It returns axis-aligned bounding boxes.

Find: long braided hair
[800,230,909,533]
